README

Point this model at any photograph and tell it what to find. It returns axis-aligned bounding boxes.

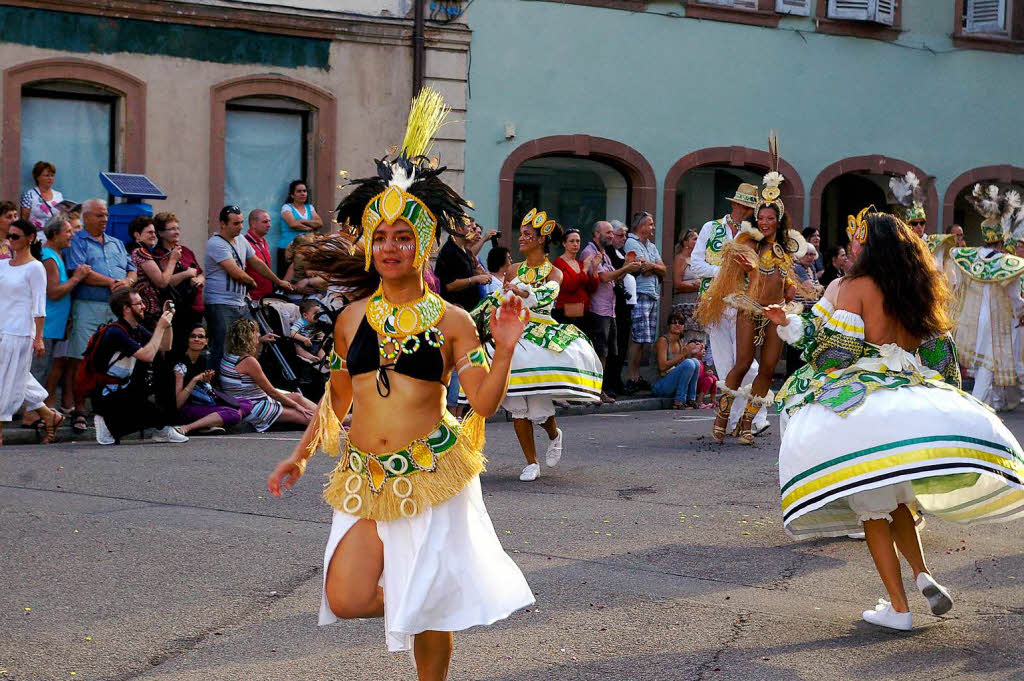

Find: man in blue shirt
[623,211,666,393]
[65,198,136,430]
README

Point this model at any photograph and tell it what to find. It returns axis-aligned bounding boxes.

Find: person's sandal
[71,411,88,435]
[41,411,64,445]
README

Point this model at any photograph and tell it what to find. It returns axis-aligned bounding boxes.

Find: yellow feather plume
[401,87,450,159]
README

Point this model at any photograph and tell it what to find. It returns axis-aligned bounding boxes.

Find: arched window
[810,155,937,245]
[210,75,336,267]
[498,135,657,251]
[2,58,145,203]
[663,146,806,244]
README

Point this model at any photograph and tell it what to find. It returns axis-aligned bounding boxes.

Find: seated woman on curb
[651,310,701,409]
[219,318,316,431]
[170,323,252,435]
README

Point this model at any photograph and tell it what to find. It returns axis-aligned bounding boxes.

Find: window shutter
[827,0,871,20]
[700,0,759,8]
[775,0,811,15]
[872,0,895,25]
[966,0,1006,33]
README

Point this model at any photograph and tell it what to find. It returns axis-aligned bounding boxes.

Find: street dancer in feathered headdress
[696,132,807,444]
[951,183,1024,410]
[267,88,534,678]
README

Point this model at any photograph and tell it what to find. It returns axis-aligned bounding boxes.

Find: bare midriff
[347,374,449,453]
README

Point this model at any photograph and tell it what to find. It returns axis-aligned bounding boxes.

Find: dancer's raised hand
[763,304,788,326]
[490,293,527,350]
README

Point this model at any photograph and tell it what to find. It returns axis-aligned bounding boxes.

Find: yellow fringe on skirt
[322,411,486,522]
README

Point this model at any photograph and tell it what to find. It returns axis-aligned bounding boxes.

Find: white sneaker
[94,415,115,445]
[152,426,189,443]
[862,601,912,631]
[917,573,953,615]
[545,428,563,467]
[519,463,540,481]
[847,531,866,540]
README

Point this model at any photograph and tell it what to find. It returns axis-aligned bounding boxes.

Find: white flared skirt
[0,333,47,421]
[318,476,534,651]
[503,336,603,403]
[780,385,1024,541]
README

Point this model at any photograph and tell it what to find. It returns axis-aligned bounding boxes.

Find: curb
[4,396,678,446]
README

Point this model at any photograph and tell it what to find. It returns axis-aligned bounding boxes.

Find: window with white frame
[964,0,1008,34]
[776,0,811,15]
[826,0,895,25]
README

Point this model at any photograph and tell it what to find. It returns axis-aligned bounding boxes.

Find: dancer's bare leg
[325,518,384,619]
[513,418,537,465]
[890,504,928,578]
[414,630,453,681]
[863,518,909,612]
[725,316,755,390]
[540,415,558,439]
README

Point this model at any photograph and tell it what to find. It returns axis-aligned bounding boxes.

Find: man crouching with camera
[86,289,191,445]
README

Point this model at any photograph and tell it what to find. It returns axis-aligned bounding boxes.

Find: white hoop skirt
[780,384,1024,541]
[318,476,534,651]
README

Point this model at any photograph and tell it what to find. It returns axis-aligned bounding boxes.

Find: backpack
[75,321,133,397]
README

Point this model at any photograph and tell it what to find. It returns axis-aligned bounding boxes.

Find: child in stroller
[290,298,328,373]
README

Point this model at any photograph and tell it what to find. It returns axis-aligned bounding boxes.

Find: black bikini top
[347,316,446,396]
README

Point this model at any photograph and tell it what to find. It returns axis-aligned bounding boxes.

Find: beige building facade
[0,0,469,262]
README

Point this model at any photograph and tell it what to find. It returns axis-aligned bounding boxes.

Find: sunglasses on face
[189,333,207,339]
[7,232,28,241]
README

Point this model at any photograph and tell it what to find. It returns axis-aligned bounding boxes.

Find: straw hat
[726,183,759,209]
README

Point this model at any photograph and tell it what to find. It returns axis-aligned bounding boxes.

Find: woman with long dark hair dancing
[266,90,533,680]
[769,209,1024,631]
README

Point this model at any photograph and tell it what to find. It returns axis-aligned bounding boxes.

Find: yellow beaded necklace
[365,283,446,360]
[517,259,552,285]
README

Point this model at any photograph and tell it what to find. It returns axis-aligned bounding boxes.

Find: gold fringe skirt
[322,411,486,522]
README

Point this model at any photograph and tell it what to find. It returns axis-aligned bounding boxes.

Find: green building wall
[462,0,1023,245]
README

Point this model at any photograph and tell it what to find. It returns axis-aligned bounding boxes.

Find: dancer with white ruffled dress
[470,208,602,481]
[769,208,1024,631]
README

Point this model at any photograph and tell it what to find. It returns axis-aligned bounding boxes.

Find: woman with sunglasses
[0,219,64,444]
[167,323,252,435]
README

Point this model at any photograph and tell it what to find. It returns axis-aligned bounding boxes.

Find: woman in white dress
[267,89,533,680]
[769,209,1024,631]
[0,220,64,444]
[470,208,603,482]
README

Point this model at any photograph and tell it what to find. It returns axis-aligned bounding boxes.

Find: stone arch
[810,155,938,233]
[210,74,337,231]
[497,134,657,240]
[662,146,806,232]
[2,57,146,200]
[943,165,1024,228]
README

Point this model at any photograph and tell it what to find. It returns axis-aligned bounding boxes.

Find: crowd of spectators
[0,162,331,446]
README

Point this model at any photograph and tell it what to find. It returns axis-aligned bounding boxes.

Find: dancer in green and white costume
[772,209,1024,631]
[690,182,768,435]
[470,208,602,482]
[951,184,1024,410]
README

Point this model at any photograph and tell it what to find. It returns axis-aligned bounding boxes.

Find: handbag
[563,302,585,318]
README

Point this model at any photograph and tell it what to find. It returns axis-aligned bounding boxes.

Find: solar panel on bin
[99,172,167,199]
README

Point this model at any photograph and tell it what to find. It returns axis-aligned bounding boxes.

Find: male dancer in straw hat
[690,183,770,435]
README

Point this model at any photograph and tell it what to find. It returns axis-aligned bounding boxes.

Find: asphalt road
[2,409,1023,681]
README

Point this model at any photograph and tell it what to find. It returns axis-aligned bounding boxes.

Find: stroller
[255,295,332,402]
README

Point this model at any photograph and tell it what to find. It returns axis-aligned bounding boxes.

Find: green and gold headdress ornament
[520,208,559,237]
[753,131,785,219]
[334,87,471,272]
[967,183,1023,245]
[889,171,927,226]
[846,205,876,244]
